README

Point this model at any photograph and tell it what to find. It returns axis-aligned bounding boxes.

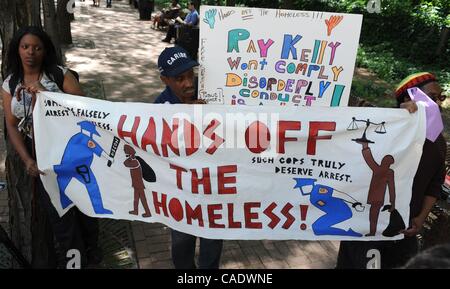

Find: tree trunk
[0,0,17,79]
[57,0,73,45]
[435,26,449,58]
[42,0,62,63]
[1,0,51,269]
[12,0,41,28]
[15,0,31,28]
[31,0,42,28]
[5,140,34,268]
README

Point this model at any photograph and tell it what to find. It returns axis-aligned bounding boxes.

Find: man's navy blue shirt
[154,86,197,104]
[154,86,182,104]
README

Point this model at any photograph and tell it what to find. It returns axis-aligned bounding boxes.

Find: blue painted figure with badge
[54,121,113,214]
[294,178,364,237]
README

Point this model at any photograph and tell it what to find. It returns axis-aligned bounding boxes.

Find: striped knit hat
[395,72,437,98]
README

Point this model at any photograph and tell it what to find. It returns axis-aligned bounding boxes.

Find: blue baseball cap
[158,46,198,77]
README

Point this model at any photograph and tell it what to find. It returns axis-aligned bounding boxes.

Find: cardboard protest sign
[34,92,425,240]
[198,6,362,107]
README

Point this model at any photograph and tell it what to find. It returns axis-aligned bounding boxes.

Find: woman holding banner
[1,26,101,268]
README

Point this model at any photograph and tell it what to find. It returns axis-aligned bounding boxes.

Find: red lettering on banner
[172,165,238,195]
[117,116,336,158]
[169,164,188,190]
[152,191,169,217]
[203,119,225,154]
[300,204,309,230]
[141,117,160,156]
[245,121,271,154]
[161,118,180,157]
[169,198,184,221]
[208,204,225,228]
[307,121,336,155]
[185,201,204,227]
[118,115,140,146]
[184,119,200,156]
[191,168,212,194]
[149,191,314,232]
[281,203,295,229]
[263,202,281,229]
[227,203,242,228]
[244,202,262,229]
[277,121,301,154]
[218,165,237,194]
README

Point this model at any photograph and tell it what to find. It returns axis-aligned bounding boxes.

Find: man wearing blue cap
[54,120,114,215]
[154,46,223,269]
[155,46,205,104]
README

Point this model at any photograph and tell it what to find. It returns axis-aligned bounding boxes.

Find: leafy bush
[356,44,450,96]
[350,78,395,108]
[229,1,450,97]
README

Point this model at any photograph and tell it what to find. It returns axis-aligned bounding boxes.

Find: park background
[0,0,448,268]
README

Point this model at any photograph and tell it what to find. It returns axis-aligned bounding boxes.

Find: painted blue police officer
[54,121,113,214]
[294,178,364,237]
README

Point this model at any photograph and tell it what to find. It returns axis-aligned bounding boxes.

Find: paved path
[67,0,170,102]
[1,0,339,269]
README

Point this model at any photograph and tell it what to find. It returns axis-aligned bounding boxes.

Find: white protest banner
[34,91,425,240]
[198,6,362,107]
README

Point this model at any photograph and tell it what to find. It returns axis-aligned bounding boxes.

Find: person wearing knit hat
[395,72,445,108]
[337,72,446,269]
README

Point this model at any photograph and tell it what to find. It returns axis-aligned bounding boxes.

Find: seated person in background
[153,0,181,29]
[162,1,198,43]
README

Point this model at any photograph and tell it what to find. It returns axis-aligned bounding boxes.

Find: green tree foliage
[231,0,449,94]
[232,0,448,62]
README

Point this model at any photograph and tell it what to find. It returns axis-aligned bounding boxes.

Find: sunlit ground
[67,0,169,102]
